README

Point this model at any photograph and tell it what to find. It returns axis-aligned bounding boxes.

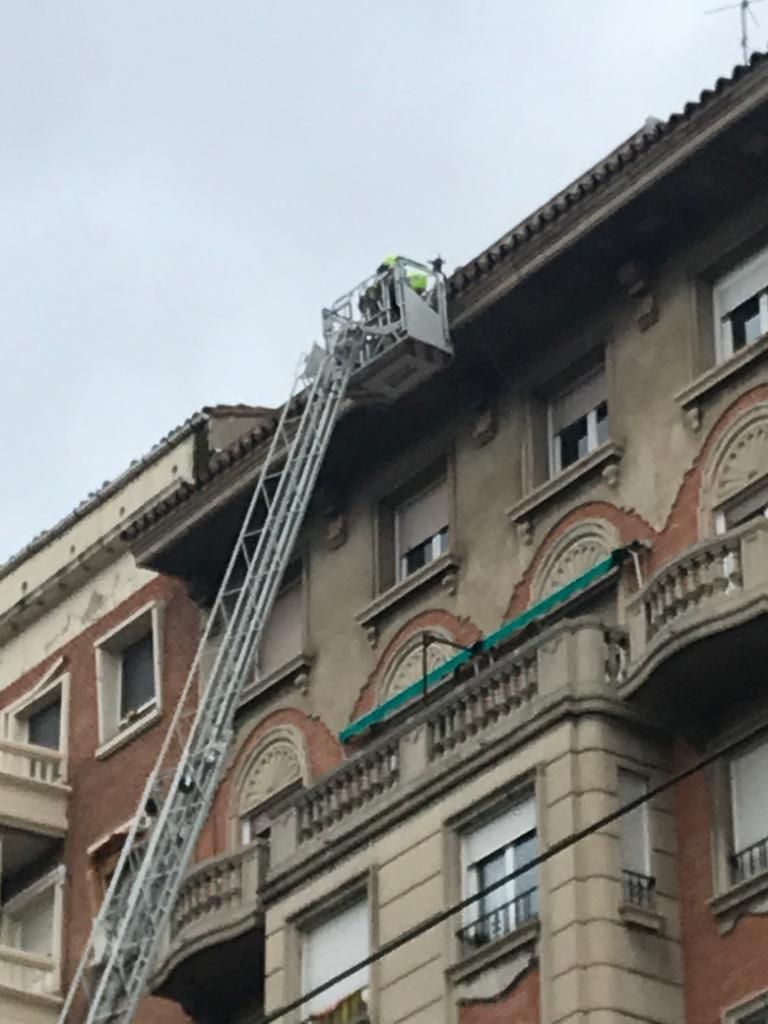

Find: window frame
[4,660,69,771]
[459,790,539,945]
[393,475,450,584]
[94,600,164,758]
[375,455,454,595]
[0,865,65,988]
[715,477,768,535]
[729,734,768,877]
[713,245,768,364]
[617,766,652,880]
[547,364,609,478]
[291,875,375,1022]
[257,560,307,681]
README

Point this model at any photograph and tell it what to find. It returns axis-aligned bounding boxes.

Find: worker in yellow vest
[360,255,428,325]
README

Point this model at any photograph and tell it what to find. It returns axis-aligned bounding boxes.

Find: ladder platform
[350,336,451,401]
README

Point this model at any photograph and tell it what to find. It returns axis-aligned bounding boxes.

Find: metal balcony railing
[731,835,768,884]
[622,869,656,908]
[457,888,538,951]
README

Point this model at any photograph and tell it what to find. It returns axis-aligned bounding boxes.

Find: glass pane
[619,769,649,875]
[731,740,768,852]
[18,892,54,956]
[477,851,507,941]
[120,634,156,718]
[730,294,762,350]
[558,416,588,469]
[27,701,61,750]
[513,830,538,922]
[595,401,609,445]
[303,900,368,1013]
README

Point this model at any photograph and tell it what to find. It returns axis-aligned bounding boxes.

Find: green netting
[339,550,621,743]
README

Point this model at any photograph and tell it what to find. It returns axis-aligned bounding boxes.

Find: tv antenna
[707,0,766,64]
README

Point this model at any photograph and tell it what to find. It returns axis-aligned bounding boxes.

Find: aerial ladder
[57,257,451,1024]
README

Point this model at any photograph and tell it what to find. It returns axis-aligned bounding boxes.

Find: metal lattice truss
[57,257,449,1024]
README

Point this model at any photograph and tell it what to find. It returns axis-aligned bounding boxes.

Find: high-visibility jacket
[379,255,427,295]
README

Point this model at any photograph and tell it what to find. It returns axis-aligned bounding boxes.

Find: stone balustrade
[0,943,59,997]
[297,739,400,842]
[0,738,64,785]
[271,619,629,866]
[627,520,768,666]
[152,839,268,991]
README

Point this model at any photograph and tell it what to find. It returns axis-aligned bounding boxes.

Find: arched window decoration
[379,628,459,702]
[532,520,618,603]
[702,402,768,534]
[235,729,307,847]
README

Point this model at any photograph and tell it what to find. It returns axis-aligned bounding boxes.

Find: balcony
[457,888,539,954]
[0,946,61,1023]
[269,620,630,881]
[150,840,268,1022]
[623,520,768,729]
[0,739,68,839]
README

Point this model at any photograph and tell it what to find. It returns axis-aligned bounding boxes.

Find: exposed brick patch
[349,608,481,724]
[199,707,344,859]
[458,961,540,1024]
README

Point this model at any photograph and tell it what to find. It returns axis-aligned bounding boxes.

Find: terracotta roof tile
[448,53,768,300]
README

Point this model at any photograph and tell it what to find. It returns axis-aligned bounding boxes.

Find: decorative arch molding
[531,519,619,602]
[235,725,308,819]
[379,627,457,702]
[701,400,768,528]
[348,609,482,724]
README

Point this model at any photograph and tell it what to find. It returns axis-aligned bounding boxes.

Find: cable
[257,719,763,1023]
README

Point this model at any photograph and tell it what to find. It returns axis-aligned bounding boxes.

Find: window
[730,738,768,883]
[714,246,768,362]
[716,479,768,534]
[460,793,538,949]
[302,899,369,1020]
[26,700,62,751]
[95,603,162,752]
[739,1010,768,1024]
[259,563,304,678]
[618,768,654,906]
[549,365,608,476]
[0,866,64,970]
[119,634,155,722]
[394,476,449,582]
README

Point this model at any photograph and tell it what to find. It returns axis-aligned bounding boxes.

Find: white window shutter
[550,367,606,434]
[462,796,536,867]
[731,740,768,852]
[397,478,449,554]
[260,582,303,677]
[618,769,650,876]
[18,893,54,957]
[302,900,369,1014]
[714,247,768,320]
[723,481,768,531]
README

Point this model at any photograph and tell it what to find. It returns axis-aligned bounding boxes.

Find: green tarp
[339,550,622,743]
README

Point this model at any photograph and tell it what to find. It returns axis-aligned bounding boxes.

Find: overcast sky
[0,1,758,564]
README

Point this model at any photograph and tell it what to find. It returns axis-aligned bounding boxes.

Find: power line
[258,717,765,1023]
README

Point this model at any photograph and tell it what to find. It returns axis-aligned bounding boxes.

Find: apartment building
[3,52,768,1024]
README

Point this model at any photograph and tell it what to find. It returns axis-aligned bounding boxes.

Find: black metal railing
[622,869,656,908]
[457,888,538,949]
[731,835,768,884]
